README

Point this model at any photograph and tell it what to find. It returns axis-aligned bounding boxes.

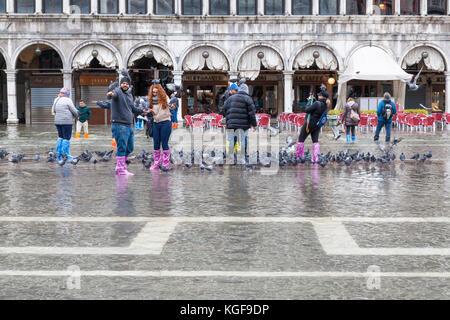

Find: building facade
[0,0,449,124]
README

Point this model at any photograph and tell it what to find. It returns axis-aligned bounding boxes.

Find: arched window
[98,0,118,14]
[210,0,229,15]
[155,0,174,14]
[320,0,339,14]
[346,0,366,14]
[238,0,257,15]
[292,0,312,14]
[401,0,420,15]
[0,0,6,13]
[182,0,201,14]
[265,0,283,15]
[43,0,62,13]
[70,0,90,14]
[428,0,447,15]
[373,0,394,15]
[15,0,35,13]
[128,0,147,14]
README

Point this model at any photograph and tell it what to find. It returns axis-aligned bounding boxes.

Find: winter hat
[60,88,70,98]
[229,83,239,91]
[238,83,249,95]
[318,91,329,99]
[120,76,131,85]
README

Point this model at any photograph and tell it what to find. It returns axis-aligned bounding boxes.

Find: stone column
[119,0,126,14]
[63,0,70,14]
[283,71,294,113]
[62,70,72,98]
[5,70,19,125]
[36,0,42,13]
[228,71,239,82]
[448,0,450,15]
[394,0,400,15]
[340,0,346,15]
[203,0,209,15]
[366,0,373,15]
[285,0,292,15]
[91,0,98,13]
[257,0,264,15]
[420,0,427,16]
[312,0,319,15]
[175,0,181,15]
[230,0,237,15]
[147,0,153,14]
[173,71,183,123]
[6,0,14,12]
[446,72,450,113]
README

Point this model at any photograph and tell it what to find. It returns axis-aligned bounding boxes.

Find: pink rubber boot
[312,143,320,163]
[115,156,134,176]
[296,142,304,159]
[162,150,171,170]
[150,150,162,171]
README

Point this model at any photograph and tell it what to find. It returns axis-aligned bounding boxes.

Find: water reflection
[149,171,172,215]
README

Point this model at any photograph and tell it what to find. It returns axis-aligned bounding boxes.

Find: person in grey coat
[52,88,79,160]
[339,97,361,144]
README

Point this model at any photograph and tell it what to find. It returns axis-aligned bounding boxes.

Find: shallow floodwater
[0,124,450,299]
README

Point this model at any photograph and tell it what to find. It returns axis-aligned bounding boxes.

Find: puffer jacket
[377,99,397,123]
[305,98,327,131]
[223,87,257,130]
[342,101,360,126]
[53,97,79,125]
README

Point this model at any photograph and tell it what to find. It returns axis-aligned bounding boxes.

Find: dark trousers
[374,121,392,141]
[153,120,172,151]
[112,124,134,157]
[56,125,72,140]
[298,124,320,143]
[346,125,356,136]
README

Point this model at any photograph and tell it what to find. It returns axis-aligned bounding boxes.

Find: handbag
[350,109,360,122]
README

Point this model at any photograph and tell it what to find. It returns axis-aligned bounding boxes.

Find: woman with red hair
[148,83,176,171]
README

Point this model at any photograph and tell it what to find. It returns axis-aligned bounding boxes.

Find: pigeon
[400,153,406,161]
[419,154,427,163]
[344,157,352,166]
[426,151,432,158]
[400,66,423,91]
[57,154,67,166]
[390,153,396,161]
[108,79,119,92]
[392,138,403,146]
[10,153,25,163]
[411,153,420,160]
[142,159,152,169]
[185,163,193,168]
[71,157,80,165]
[101,151,113,162]
[0,150,8,160]
[34,154,40,161]
[92,158,98,164]
[95,151,107,157]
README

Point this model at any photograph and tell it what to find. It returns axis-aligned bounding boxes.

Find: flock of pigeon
[0,136,434,171]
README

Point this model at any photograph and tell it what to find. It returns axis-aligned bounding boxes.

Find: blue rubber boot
[352,136,356,143]
[62,139,74,161]
[346,134,351,144]
[55,138,63,160]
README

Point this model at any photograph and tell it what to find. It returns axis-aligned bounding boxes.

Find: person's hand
[92,100,98,104]
[107,92,114,97]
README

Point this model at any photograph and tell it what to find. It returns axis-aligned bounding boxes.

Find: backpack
[316,101,328,128]
[383,102,393,120]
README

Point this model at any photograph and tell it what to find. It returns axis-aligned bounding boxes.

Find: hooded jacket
[305,98,327,130]
[377,99,397,123]
[77,106,92,123]
[110,87,144,126]
[342,101,360,126]
[223,84,257,130]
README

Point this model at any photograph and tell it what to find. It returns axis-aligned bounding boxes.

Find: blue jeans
[153,120,172,151]
[112,124,134,157]
[374,121,391,141]
[56,125,72,140]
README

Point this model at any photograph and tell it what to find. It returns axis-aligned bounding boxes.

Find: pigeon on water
[411,153,420,160]
[392,137,403,146]
[185,163,193,169]
[10,153,25,163]
[400,153,406,161]
[419,154,427,163]
[95,151,107,157]
[101,151,113,162]
[142,159,152,169]
[0,150,9,160]
[71,157,80,165]
[344,157,352,166]
[57,154,68,166]
[426,151,432,159]
[92,158,98,164]
[34,154,40,161]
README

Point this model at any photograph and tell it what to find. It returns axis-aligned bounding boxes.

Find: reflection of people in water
[112,175,138,243]
[149,171,172,214]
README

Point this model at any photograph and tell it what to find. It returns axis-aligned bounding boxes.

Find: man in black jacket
[224,83,257,164]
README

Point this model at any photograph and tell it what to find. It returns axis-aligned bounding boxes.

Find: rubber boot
[115,156,134,176]
[352,136,356,143]
[55,138,63,160]
[61,139,73,161]
[84,133,89,139]
[150,150,162,171]
[112,138,117,148]
[295,142,304,159]
[312,143,320,163]
[162,150,171,171]
[346,134,351,144]
[75,132,80,139]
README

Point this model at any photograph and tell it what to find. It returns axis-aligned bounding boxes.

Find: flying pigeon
[401,66,423,91]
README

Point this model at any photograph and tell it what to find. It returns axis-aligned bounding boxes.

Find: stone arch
[125,42,175,69]
[400,43,448,72]
[179,43,232,72]
[69,40,122,70]
[344,42,397,68]
[289,42,341,71]
[12,40,67,70]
